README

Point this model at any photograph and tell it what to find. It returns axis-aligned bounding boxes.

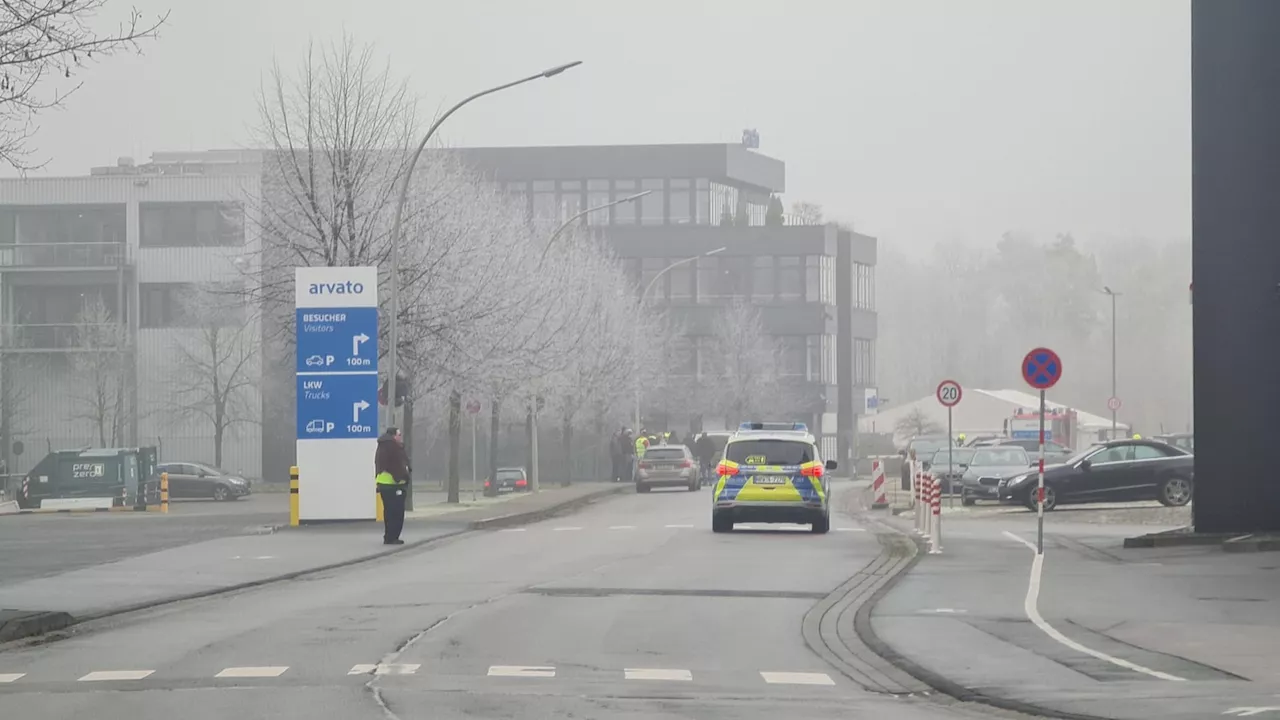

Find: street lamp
[539,191,651,264]
[1101,286,1122,436]
[384,60,583,438]
[633,247,726,432]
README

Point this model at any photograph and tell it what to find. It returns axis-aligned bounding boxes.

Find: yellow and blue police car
[711,422,836,534]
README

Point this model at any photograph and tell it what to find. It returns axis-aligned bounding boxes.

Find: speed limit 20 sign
[936,380,962,407]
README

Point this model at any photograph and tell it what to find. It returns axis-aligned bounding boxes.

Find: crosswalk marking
[488,665,555,678]
[0,673,25,683]
[79,670,154,682]
[760,671,836,686]
[349,664,420,676]
[215,666,289,678]
[624,668,692,681]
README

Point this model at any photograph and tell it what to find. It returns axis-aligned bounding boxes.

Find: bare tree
[708,299,784,425]
[69,296,128,446]
[0,1,168,170]
[166,286,258,468]
[895,408,943,439]
[790,201,824,226]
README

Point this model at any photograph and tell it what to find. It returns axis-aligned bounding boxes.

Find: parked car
[926,447,977,494]
[998,439,1194,510]
[636,445,699,493]
[154,462,252,501]
[484,467,529,496]
[1153,433,1194,454]
[957,445,1033,505]
[977,437,1074,464]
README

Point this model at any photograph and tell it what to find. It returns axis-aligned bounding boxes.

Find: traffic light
[378,375,409,407]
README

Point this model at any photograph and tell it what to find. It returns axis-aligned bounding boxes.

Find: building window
[640,179,664,225]
[695,178,711,224]
[640,257,665,299]
[12,205,127,246]
[853,338,875,385]
[821,256,836,304]
[669,179,692,224]
[855,262,876,309]
[532,180,556,222]
[747,201,766,227]
[710,183,739,225]
[614,180,637,225]
[695,255,719,302]
[669,259,693,301]
[622,257,641,286]
[778,256,802,300]
[779,336,806,378]
[752,256,775,301]
[558,180,583,224]
[805,256,822,302]
[718,256,748,299]
[671,336,696,376]
[586,179,609,226]
[139,203,243,248]
[140,283,195,328]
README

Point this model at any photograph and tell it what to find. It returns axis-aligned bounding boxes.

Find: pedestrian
[374,426,411,545]
[621,428,636,482]
[609,428,622,482]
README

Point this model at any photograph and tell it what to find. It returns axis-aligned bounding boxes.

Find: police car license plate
[750,476,788,485]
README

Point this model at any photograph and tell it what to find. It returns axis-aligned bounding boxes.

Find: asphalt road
[0,494,288,585]
[0,483,1000,720]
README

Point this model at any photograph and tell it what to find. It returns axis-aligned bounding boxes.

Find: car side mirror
[958,463,969,470]
[825,459,838,471]
[1080,459,1092,471]
[898,449,907,457]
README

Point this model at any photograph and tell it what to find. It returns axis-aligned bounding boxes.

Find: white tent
[859,388,1127,447]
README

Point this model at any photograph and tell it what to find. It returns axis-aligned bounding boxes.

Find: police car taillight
[717,460,739,476]
[800,462,824,478]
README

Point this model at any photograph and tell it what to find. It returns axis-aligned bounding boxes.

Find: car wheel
[212,485,230,501]
[712,513,733,533]
[687,479,699,492]
[1157,476,1193,507]
[1024,486,1057,511]
[811,513,830,534]
[961,493,976,507]
[636,483,649,493]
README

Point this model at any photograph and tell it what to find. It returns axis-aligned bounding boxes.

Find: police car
[711,422,837,534]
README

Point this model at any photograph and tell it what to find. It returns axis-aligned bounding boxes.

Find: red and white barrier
[870,460,888,509]
[929,474,943,554]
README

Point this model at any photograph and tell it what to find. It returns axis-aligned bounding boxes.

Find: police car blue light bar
[738,421,809,432]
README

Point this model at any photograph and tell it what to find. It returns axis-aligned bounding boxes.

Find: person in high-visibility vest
[635,430,650,458]
[375,426,411,545]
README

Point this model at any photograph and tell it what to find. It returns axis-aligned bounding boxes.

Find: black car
[484,467,529,496]
[154,462,252,501]
[998,439,1193,511]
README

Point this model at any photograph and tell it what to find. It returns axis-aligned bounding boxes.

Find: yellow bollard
[289,466,300,527]
[376,488,384,522]
[160,472,169,514]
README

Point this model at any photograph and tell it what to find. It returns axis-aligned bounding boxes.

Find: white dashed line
[215,666,289,678]
[498,528,526,533]
[79,670,154,682]
[553,527,581,532]
[625,668,692,681]
[488,665,555,678]
[349,663,419,675]
[836,528,866,532]
[0,673,25,683]
[760,671,836,686]
[609,525,636,530]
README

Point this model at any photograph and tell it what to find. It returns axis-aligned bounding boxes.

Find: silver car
[636,445,699,493]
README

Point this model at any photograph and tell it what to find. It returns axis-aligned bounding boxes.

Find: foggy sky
[10,0,1189,248]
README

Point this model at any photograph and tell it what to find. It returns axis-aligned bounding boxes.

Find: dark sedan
[998,439,1194,511]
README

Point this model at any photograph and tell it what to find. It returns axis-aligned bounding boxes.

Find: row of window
[627,255,838,305]
[855,263,875,310]
[661,334,839,384]
[506,178,769,228]
[9,283,244,329]
[0,203,246,248]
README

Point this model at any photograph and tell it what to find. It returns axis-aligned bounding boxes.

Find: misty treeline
[877,232,1192,436]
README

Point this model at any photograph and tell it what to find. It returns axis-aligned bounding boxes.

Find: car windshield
[911,438,949,456]
[496,470,524,480]
[930,448,975,466]
[972,447,1030,466]
[725,439,814,466]
[645,448,687,460]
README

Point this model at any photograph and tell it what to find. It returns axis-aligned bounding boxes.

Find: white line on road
[498,528,526,533]
[349,664,420,675]
[1002,530,1186,682]
[665,524,694,528]
[488,665,555,678]
[836,528,867,532]
[625,668,693,681]
[553,527,582,531]
[609,525,636,530]
[0,673,25,683]
[79,670,154,682]
[760,671,836,686]
[215,666,289,678]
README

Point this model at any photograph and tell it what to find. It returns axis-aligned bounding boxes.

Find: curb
[0,611,74,643]
[0,485,625,646]
[848,508,1122,720]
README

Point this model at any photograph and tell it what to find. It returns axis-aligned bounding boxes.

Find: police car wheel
[811,514,830,534]
[711,513,733,533]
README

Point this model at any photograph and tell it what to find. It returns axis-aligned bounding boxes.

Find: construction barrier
[289,466,300,527]
[929,473,943,554]
[870,460,888,509]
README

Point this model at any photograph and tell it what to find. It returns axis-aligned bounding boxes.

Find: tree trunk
[214,424,224,468]
[561,411,572,487]
[488,397,500,485]
[447,389,461,504]
[524,405,533,476]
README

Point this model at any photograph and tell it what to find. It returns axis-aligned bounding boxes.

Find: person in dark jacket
[374,427,411,545]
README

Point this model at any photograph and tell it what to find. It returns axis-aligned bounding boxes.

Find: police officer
[374,426,411,545]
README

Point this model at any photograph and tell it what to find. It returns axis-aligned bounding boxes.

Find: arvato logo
[308,281,365,295]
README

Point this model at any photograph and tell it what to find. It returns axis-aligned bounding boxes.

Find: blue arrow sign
[296,307,379,373]
[296,373,379,439]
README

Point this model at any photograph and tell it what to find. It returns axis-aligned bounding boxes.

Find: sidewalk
[863,509,1280,720]
[0,483,624,642]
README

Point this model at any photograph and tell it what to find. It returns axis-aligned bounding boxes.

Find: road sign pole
[1037,389,1046,555]
[947,406,954,510]
[471,413,477,502]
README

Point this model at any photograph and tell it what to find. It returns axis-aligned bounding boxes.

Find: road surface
[0,483,997,720]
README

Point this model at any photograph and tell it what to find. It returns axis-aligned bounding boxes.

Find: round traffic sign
[936,380,962,407]
[1107,396,1122,411]
[466,399,482,415]
[1021,347,1063,390]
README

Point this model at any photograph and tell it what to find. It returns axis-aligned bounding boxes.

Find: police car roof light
[739,421,808,432]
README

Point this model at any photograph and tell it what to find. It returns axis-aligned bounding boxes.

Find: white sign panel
[296,266,379,522]
[863,388,879,415]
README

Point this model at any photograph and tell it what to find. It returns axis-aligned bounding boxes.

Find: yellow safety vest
[375,471,397,485]
[635,437,648,457]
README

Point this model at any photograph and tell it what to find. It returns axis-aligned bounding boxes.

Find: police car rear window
[725,440,814,466]
[646,448,687,460]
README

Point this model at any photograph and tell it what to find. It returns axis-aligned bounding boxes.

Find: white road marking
[760,671,835,686]
[553,526,581,532]
[836,528,867,532]
[665,524,694,528]
[498,528,526,533]
[254,556,274,560]
[79,670,154,681]
[0,673,25,683]
[625,668,692,681]
[1002,531,1186,682]
[609,525,636,530]
[924,608,967,614]
[1224,708,1280,717]
[488,665,555,678]
[349,663,420,675]
[215,666,289,678]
